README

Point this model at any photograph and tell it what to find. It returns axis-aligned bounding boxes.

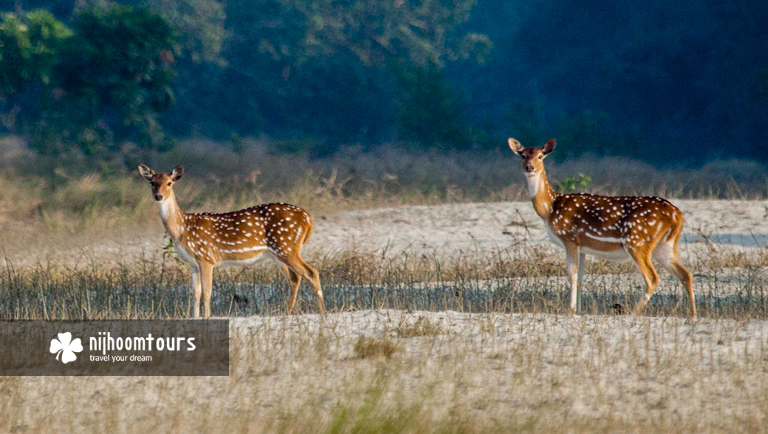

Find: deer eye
[520,155,525,160]
[538,154,543,159]
[167,182,172,186]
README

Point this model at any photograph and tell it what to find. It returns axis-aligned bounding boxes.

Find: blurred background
[0,0,767,218]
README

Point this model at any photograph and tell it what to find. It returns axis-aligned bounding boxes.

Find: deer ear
[171,165,184,182]
[138,164,155,181]
[542,139,556,156]
[508,138,524,155]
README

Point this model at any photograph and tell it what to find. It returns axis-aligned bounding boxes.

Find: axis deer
[508,138,695,316]
[138,164,324,318]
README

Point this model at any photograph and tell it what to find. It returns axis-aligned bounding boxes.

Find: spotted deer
[138,164,324,318]
[508,138,695,316]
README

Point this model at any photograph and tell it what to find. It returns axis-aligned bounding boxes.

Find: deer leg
[279,264,302,315]
[653,241,696,317]
[282,254,324,315]
[577,252,586,313]
[191,267,202,319]
[565,244,580,314]
[200,262,214,319]
[669,260,695,317]
[630,249,659,315]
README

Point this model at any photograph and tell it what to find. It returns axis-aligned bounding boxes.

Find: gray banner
[0,320,229,376]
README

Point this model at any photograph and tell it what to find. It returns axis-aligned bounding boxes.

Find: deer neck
[525,170,557,220]
[156,193,186,241]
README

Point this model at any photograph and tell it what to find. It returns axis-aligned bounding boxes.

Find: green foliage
[0,10,72,96]
[504,99,547,148]
[396,61,471,149]
[63,5,178,123]
[0,0,493,160]
[144,0,226,65]
[217,0,490,149]
[505,100,641,158]
[31,4,179,158]
[555,173,592,194]
[227,0,490,68]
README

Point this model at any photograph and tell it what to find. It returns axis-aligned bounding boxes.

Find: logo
[49,332,83,364]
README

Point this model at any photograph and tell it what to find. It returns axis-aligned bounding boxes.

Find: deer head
[508,138,555,176]
[138,164,184,202]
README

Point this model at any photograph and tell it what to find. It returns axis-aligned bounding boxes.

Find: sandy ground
[6,199,767,266]
[4,310,767,431]
[2,200,768,431]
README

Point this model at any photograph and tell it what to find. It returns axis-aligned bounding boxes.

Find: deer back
[548,194,683,251]
[180,203,313,264]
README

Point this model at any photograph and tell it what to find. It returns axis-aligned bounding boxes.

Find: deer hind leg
[279,253,325,314]
[628,247,660,315]
[279,264,302,315]
[200,262,214,319]
[653,241,696,317]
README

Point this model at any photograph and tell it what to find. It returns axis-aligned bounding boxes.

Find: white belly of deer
[216,250,269,267]
[580,246,631,263]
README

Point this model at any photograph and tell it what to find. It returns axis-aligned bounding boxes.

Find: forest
[1,0,767,167]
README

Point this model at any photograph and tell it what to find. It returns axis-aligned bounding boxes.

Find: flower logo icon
[50,332,83,364]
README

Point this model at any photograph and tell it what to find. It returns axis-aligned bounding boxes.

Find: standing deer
[508,138,695,316]
[138,164,325,318]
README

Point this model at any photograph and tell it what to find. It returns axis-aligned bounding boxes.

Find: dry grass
[1,311,767,432]
[395,316,444,337]
[1,136,767,242]
[0,237,767,320]
[1,136,768,432]
[0,212,763,431]
[353,335,400,359]
[0,238,767,432]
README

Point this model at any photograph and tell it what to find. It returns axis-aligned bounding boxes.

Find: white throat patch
[157,197,175,221]
[525,172,542,198]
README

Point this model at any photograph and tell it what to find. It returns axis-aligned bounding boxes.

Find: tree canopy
[0,0,766,164]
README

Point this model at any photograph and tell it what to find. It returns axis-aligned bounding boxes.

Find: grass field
[1,138,768,432]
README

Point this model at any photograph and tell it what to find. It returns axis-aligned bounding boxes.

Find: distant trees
[0,5,178,163]
[0,0,491,163]
[396,61,471,149]
[53,5,178,156]
[4,0,766,164]
[204,0,491,146]
[0,10,72,130]
[461,0,768,162]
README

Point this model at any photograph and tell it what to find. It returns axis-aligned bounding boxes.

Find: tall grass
[1,136,767,238]
[1,135,768,432]
[1,236,766,320]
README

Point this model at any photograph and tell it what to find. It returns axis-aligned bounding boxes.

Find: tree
[143,0,226,65]
[46,4,179,157]
[396,61,470,149]
[0,10,72,130]
[219,0,491,147]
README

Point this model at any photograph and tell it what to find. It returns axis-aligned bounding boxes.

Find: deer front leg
[200,262,214,319]
[577,252,586,312]
[565,243,580,314]
[191,267,202,318]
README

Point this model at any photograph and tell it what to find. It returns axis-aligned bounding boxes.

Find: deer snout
[154,194,164,201]
[525,164,535,173]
